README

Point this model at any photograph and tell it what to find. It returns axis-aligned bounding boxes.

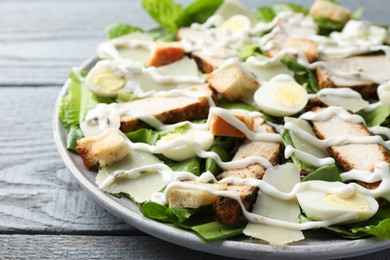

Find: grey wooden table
[1,0,390,259]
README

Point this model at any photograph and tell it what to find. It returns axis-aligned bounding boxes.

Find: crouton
[217,119,281,180]
[207,64,259,101]
[283,38,319,63]
[119,84,213,133]
[191,51,226,73]
[148,42,185,67]
[210,112,254,138]
[167,182,228,208]
[310,0,351,23]
[214,185,259,225]
[310,107,390,172]
[76,129,130,170]
[316,55,390,98]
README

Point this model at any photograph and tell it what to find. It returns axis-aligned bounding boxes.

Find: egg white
[254,74,308,117]
[296,181,378,224]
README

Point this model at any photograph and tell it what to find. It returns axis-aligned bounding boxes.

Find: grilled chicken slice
[214,118,281,224]
[316,55,390,98]
[265,12,318,61]
[148,42,185,67]
[210,112,255,138]
[310,107,390,172]
[217,119,281,180]
[119,84,213,133]
[214,185,259,225]
[191,51,226,73]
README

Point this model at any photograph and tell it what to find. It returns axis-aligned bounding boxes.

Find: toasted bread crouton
[167,182,228,208]
[316,55,390,98]
[210,112,254,138]
[76,129,129,170]
[310,0,350,23]
[283,38,319,62]
[148,42,185,67]
[207,64,259,101]
[217,119,281,180]
[311,107,390,172]
[214,185,259,225]
[119,84,213,133]
[191,51,226,73]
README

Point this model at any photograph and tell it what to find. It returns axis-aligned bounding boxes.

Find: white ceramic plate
[53,56,390,260]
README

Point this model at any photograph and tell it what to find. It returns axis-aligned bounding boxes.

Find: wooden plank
[0,87,134,233]
[0,235,239,260]
[1,235,390,260]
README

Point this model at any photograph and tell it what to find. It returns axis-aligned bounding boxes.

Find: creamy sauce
[78,6,390,237]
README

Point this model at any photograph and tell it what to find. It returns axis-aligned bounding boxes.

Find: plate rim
[52,56,390,260]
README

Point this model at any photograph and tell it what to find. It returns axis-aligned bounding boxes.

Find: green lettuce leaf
[281,59,319,94]
[257,6,276,23]
[106,23,143,39]
[257,3,308,23]
[351,7,364,20]
[126,128,161,145]
[175,0,223,28]
[238,44,261,61]
[357,105,390,127]
[167,158,201,176]
[314,16,346,35]
[350,206,390,239]
[302,164,342,182]
[191,220,246,242]
[66,124,84,152]
[281,130,316,174]
[142,0,183,32]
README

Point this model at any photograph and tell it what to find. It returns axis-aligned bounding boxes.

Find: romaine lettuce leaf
[257,6,276,23]
[66,124,84,152]
[281,59,319,94]
[59,71,113,129]
[106,23,143,39]
[257,3,308,23]
[191,220,246,242]
[175,0,223,28]
[357,105,390,127]
[142,0,183,32]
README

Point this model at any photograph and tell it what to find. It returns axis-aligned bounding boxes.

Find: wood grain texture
[0,235,240,260]
[0,87,134,234]
[2,0,390,259]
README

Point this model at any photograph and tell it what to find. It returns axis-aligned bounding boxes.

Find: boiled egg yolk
[296,181,378,224]
[156,128,214,161]
[86,60,135,98]
[254,74,308,117]
[217,15,251,35]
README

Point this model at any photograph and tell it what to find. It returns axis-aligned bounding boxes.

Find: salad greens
[140,202,246,241]
[59,71,113,151]
[58,0,390,246]
[106,23,143,39]
[141,0,223,33]
[257,3,308,23]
